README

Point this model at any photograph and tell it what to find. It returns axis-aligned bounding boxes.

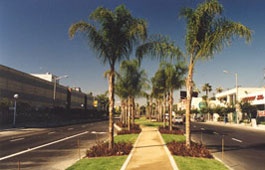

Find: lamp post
[13,94,19,127]
[223,70,239,124]
[53,75,68,105]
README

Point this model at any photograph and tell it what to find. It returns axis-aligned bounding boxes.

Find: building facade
[215,87,265,106]
[0,65,93,110]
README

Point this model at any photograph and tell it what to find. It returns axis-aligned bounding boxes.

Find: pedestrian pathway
[121,126,177,170]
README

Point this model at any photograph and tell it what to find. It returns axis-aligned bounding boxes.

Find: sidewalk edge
[157,131,179,170]
[212,155,233,170]
[120,130,143,170]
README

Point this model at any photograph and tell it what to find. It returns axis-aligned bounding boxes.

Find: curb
[120,130,143,170]
[157,131,179,170]
[191,136,232,170]
[212,155,233,170]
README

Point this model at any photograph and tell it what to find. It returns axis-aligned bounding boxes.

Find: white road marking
[201,128,205,130]
[0,131,88,161]
[68,128,74,130]
[10,138,25,142]
[213,132,219,135]
[232,138,243,143]
[91,131,107,134]
[48,131,55,135]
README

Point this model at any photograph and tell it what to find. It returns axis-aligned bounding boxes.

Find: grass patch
[66,156,127,170]
[135,117,163,127]
[161,134,186,144]
[174,156,228,170]
[114,134,138,143]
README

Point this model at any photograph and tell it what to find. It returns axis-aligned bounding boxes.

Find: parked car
[164,113,169,120]
[172,116,184,124]
[194,115,205,122]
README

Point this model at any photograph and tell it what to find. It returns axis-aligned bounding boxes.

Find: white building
[31,72,67,84]
[241,90,265,107]
[215,87,265,106]
[31,72,56,82]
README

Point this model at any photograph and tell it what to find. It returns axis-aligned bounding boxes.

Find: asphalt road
[175,122,265,170]
[0,121,109,170]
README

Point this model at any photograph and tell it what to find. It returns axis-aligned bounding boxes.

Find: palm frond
[197,18,252,60]
[136,35,183,62]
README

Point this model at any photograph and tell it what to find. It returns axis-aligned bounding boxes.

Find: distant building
[215,87,264,106]
[70,87,82,92]
[177,97,223,111]
[0,64,93,109]
[31,73,62,84]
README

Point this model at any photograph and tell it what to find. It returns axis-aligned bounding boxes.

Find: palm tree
[69,5,147,149]
[152,67,167,122]
[216,87,223,93]
[115,75,129,125]
[137,35,183,130]
[202,83,212,97]
[116,59,148,130]
[160,62,187,131]
[151,62,187,130]
[136,35,182,62]
[180,0,252,147]
[95,93,109,112]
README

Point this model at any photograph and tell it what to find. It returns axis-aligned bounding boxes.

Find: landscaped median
[160,132,228,170]
[67,117,228,170]
[66,125,140,170]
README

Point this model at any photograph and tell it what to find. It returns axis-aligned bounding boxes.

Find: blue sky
[1,0,265,103]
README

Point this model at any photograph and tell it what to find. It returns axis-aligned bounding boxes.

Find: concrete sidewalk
[121,126,178,170]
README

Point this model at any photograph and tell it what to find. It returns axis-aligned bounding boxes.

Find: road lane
[0,121,108,170]
[188,122,265,170]
[0,122,107,157]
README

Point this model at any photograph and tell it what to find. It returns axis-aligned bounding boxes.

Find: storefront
[242,92,265,110]
[215,87,265,106]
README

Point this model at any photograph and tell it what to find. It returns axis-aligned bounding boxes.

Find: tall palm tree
[69,5,147,149]
[116,59,148,130]
[180,0,252,147]
[95,93,109,112]
[152,67,167,122]
[115,75,129,125]
[160,62,187,131]
[202,83,212,97]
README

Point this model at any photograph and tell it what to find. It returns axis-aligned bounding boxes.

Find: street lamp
[53,75,68,105]
[13,94,19,127]
[223,70,239,124]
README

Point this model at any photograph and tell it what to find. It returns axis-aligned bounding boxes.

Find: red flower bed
[86,141,133,157]
[158,126,184,135]
[167,141,213,158]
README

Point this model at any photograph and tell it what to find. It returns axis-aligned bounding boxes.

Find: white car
[172,116,184,124]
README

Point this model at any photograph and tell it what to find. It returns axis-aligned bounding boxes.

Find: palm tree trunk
[169,89,173,131]
[132,96,135,124]
[159,99,163,122]
[150,97,153,120]
[124,99,127,124]
[185,57,195,148]
[127,97,131,131]
[163,93,166,127]
[121,99,125,124]
[108,68,115,150]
